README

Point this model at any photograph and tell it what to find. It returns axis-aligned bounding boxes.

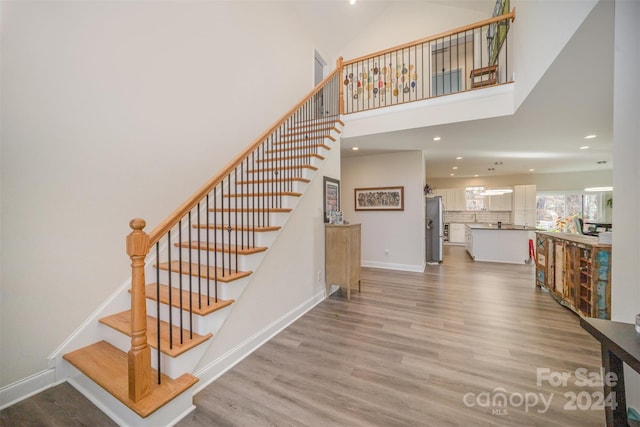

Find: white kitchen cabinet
[512,185,536,226]
[432,188,465,211]
[488,192,512,211]
[449,223,466,244]
[446,189,466,211]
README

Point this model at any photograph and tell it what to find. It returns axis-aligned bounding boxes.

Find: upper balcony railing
[339,9,516,115]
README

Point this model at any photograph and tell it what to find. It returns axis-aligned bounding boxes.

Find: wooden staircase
[62,110,344,425]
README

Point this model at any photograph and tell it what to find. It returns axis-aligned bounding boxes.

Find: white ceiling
[340,1,614,179]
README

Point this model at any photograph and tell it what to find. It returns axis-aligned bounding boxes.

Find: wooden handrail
[147,67,342,246]
[342,8,516,66]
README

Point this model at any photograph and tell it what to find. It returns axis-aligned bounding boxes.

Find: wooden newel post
[126,218,151,402]
[337,56,344,116]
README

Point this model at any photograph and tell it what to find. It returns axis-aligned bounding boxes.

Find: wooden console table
[325,223,361,301]
[580,317,640,426]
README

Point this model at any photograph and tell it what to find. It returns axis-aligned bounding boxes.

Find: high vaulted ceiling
[339,1,613,179]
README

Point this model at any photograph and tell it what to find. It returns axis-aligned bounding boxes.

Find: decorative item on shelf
[424,183,432,195]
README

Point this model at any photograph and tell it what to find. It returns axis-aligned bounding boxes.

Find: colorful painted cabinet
[535,232,611,319]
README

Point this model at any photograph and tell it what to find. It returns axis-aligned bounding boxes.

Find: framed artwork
[323,176,340,223]
[354,186,404,211]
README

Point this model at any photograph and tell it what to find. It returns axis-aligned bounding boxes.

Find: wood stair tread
[280,127,339,137]
[266,144,331,154]
[144,284,234,316]
[194,223,281,232]
[176,241,268,255]
[273,135,336,145]
[287,124,341,132]
[246,164,318,173]
[223,191,301,198]
[257,153,324,162]
[236,177,310,185]
[157,261,252,283]
[63,340,198,418]
[99,310,212,358]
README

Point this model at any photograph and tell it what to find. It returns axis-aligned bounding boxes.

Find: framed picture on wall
[323,176,340,222]
[354,186,404,211]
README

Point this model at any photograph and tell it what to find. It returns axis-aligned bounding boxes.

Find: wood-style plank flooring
[1,246,605,426]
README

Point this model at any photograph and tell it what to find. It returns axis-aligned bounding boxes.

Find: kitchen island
[465,223,536,264]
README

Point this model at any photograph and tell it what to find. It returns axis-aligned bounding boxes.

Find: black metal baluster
[188,211,193,338]
[206,194,210,303]
[197,202,202,302]
[178,220,183,344]
[234,168,238,273]
[213,187,218,303]
[227,174,232,275]
[167,230,173,350]
[155,242,161,384]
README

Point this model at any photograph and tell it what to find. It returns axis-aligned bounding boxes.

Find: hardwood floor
[1,246,605,426]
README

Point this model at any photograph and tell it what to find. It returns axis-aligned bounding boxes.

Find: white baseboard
[193,288,327,393]
[0,368,58,410]
[362,260,425,272]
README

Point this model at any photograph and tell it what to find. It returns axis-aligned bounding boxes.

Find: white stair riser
[256,156,323,169]
[199,211,290,227]
[98,324,209,380]
[220,195,301,210]
[169,247,265,272]
[234,180,308,194]
[246,168,317,181]
[192,228,279,247]
[146,301,233,336]
[157,271,250,300]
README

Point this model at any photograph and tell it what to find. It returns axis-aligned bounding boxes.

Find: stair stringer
[187,127,342,395]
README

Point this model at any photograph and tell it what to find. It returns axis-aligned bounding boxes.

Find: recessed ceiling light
[350,0,356,5]
[474,174,479,177]
[452,166,458,170]
[450,173,455,176]
[456,156,462,160]
[529,168,535,172]
[352,147,359,151]
[580,146,590,150]
[433,137,441,141]
[584,134,597,139]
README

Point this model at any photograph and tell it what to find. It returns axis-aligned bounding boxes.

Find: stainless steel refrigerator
[426,196,444,263]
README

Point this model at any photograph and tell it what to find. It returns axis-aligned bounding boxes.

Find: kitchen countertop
[466,223,537,231]
[536,231,611,247]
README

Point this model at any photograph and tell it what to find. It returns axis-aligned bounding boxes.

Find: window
[465,186,485,211]
[536,192,604,231]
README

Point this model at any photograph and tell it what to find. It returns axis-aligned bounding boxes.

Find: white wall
[611,0,640,411]
[341,151,424,272]
[340,2,489,62]
[511,0,599,111]
[0,1,318,388]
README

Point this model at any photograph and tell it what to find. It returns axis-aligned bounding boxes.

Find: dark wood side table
[581,317,640,426]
